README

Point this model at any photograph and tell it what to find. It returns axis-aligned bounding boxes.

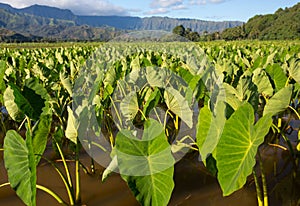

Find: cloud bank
[146,0,226,15]
[1,0,129,16]
[2,0,227,16]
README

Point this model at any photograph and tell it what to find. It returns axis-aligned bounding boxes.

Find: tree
[172,25,185,37]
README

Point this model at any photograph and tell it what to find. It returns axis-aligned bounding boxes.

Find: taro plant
[0,41,299,206]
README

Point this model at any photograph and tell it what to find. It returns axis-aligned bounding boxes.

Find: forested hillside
[220,3,300,40]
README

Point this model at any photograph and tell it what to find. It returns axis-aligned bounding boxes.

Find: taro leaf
[252,68,273,97]
[3,78,46,121]
[103,67,116,88]
[116,119,175,206]
[3,84,36,121]
[32,103,52,164]
[130,55,141,70]
[0,60,6,103]
[263,85,293,116]
[216,103,272,196]
[164,87,193,128]
[120,92,139,122]
[146,66,167,88]
[236,77,259,111]
[102,155,118,182]
[122,168,174,206]
[66,106,78,144]
[287,59,300,84]
[265,64,287,92]
[60,72,73,96]
[197,102,226,164]
[142,88,161,117]
[25,78,49,101]
[223,83,242,111]
[4,130,36,206]
[263,52,276,68]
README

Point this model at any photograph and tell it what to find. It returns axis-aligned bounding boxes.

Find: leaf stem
[75,140,81,204]
[288,106,300,119]
[258,151,268,206]
[36,184,67,205]
[41,155,75,205]
[253,169,263,206]
[0,182,10,188]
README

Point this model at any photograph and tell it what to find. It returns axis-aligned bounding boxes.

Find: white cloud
[189,0,226,5]
[1,0,129,16]
[210,0,224,3]
[150,0,183,8]
[172,5,187,10]
[147,0,186,14]
[189,0,205,5]
[144,8,169,15]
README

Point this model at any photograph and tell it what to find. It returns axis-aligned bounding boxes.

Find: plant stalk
[36,184,67,205]
[258,151,268,206]
[75,141,81,204]
[253,169,263,206]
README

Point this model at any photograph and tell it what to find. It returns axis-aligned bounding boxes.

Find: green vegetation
[172,25,200,41]
[219,3,300,40]
[0,41,299,206]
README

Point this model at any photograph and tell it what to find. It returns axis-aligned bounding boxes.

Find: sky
[1,0,299,21]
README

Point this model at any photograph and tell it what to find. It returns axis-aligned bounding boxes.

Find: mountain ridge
[0,3,243,36]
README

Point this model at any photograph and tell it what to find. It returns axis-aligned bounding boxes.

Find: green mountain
[0,3,242,42]
[220,3,300,40]
[0,28,41,42]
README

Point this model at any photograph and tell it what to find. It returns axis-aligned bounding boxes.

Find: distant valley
[0,3,242,42]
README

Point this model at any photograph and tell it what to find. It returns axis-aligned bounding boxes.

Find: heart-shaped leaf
[216,103,272,196]
[4,130,36,206]
[197,101,226,164]
[116,119,175,206]
[263,85,293,116]
[164,87,193,128]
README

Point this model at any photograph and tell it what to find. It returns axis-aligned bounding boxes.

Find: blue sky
[2,0,300,21]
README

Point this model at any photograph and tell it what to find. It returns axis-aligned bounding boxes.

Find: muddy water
[0,151,256,206]
[0,125,299,206]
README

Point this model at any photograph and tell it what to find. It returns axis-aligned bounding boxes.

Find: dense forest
[218,2,300,40]
[172,3,300,41]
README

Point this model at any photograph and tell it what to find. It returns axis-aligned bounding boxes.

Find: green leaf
[102,155,118,182]
[145,66,166,88]
[252,68,273,97]
[116,119,174,206]
[164,87,193,128]
[142,88,161,117]
[3,84,26,121]
[236,77,259,110]
[197,102,226,164]
[4,130,36,206]
[60,72,73,96]
[263,85,293,116]
[32,103,52,164]
[120,92,139,122]
[66,106,78,144]
[122,168,174,206]
[265,64,287,92]
[0,60,6,103]
[223,83,242,111]
[3,79,46,121]
[130,55,141,70]
[216,103,272,196]
[3,83,43,121]
[287,59,300,84]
